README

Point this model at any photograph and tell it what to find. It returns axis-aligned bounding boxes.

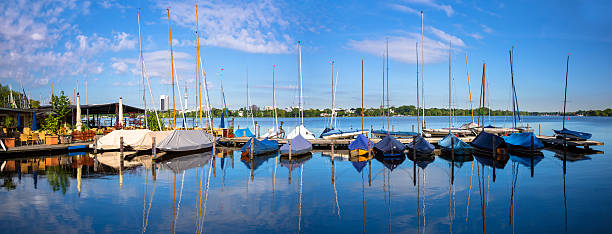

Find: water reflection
[0,138,608,233]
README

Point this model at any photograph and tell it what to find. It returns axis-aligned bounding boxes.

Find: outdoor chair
[19,133,28,146]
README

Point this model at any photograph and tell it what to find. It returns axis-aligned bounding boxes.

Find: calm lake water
[1,116,610,233]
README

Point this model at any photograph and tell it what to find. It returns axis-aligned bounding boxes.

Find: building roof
[37,103,144,115]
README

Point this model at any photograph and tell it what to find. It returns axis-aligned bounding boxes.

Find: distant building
[250,105,259,112]
[160,95,169,111]
[264,106,274,111]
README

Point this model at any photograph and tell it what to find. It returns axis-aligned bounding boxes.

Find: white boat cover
[461,122,479,129]
[132,131,173,150]
[95,152,143,169]
[286,124,315,140]
[156,130,215,152]
[96,129,151,150]
[261,128,281,138]
[159,151,213,173]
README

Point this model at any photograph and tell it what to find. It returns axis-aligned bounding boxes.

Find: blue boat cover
[439,133,472,154]
[235,128,255,137]
[406,135,435,155]
[241,153,275,170]
[352,161,367,173]
[320,128,362,138]
[554,128,592,140]
[280,134,312,155]
[348,134,373,151]
[374,135,405,154]
[503,132,544,149]
[241,137,279,155]
[474,155,508,169]
[470,132,505,151]
[372,129,418,137]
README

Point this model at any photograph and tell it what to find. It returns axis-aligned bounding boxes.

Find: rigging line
[174,171,186,228]
[143,60,163,130]
[200,158,213,233]
[466,160,474,222]
[137,8,147,129]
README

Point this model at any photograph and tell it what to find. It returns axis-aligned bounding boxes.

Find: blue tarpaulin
[219,112,225,128]
[503,132,544,150]
[470,132,505,152]
[352,161,367,173]
[348,134,373,151]
[438,133,472,155]
[280,134,312,156]
[374,134,405,155]
[406,135,435,155]
[553,128,592,140]
[234,128,254,137]
[241,137,278,156]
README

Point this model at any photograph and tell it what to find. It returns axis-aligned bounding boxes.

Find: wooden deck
[0,142,91,158]
[537,135,604,149]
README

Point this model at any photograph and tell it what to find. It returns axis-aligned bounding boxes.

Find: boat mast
[247,68,255,130]
[562,55,569,129]
[510,47,516,129]
[167,9,176,129]
[481,63,486,130]
[448,41,452,132]
[420,11,426,129]
[361,59,364,131]
[196,4,203,128]
[416,42,420,133]
[382,53,385,130]
[386,39,390,130]
[137,9,147,129]
[273,65,278,135]
[220,68,227,127]
[466,53,474,123]
[331,61,335,129]
[298,41,304,125]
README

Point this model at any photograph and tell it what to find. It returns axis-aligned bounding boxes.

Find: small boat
[371,130,419,138]
[96,129,152,151]
[470,131,507,156]
[348,134,373,156]
[320,128,366,139]
[234,128,255,138]
[241,137,279,157]
[474,154,509,169]
[286,125,315,140]
[503,132,544,155]
[280,134,312,156]
[373,134,405,156]
[438,133,472,155]
[553,128,592,141]
[554,55,592,141]
[156,130,215,153]
[406,135,434,156]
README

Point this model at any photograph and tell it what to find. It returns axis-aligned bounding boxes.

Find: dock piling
[492,136,496,182]
[249,138,254,160]
[288,139,292,160]
[152,136,156,157]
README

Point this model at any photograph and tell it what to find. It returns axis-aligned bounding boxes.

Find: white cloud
[403,0,454,16]
[254,85,297,90]
[470,33,483,40]
[157,0,293,54]
[428,26,465,46]
[481,24,493,34]
[111,61,128,73]
[348,28,465,64]
[388,3,419,15]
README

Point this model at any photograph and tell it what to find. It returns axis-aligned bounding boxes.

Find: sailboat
[503,48,545,155]
[372,41,418,138]
[240,137,279,156]
[320,61,366,139]
[553,55,593,141]
[286,41,316,140]
[439,41,472,155]
[235,69,256,138]
[261,65,282,138]
[349,60,373,157]
[156,8,215,154]
[280,134,312,156]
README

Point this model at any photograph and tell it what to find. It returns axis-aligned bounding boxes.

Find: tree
[43,91,71,134]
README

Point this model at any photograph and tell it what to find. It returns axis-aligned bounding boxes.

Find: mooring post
[412,125,414,132]
[120,136,124,171]
[392,125,394,132]
[288,138,292,160]
[331,140,335,159]
[152,136,156,158]
[531,134,535,177]
[93,135,98,154]
[257,124,260,138]
[249,138,254,160]
[538,124,541,136]
[370,125,373,138]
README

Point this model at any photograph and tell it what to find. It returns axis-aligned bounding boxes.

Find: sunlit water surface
[1,116,610,233]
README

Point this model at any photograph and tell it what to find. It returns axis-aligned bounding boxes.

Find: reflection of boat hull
[349,149,371,157]
[473,154,510,169]
[374,153,405,171]
[154,147,212,161]
[422,128,474,137]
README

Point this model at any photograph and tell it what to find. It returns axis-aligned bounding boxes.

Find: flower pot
[2,138,15,148]
[59,135,72,144]
[45,135,59,145]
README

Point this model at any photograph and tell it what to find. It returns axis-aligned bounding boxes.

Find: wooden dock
[537,135,604,149]
[219,136,476,147]
[0,142,92,158]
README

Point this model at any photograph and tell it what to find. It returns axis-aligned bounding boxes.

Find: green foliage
[46,166,70,194]
[0,83,39,108]
[146,113,163,131]
[43,91,71,134]
[3,116,15,127]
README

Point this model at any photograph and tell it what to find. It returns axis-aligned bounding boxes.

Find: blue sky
[1,0,611,112]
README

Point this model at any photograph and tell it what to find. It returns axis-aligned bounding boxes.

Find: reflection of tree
[1,175,16,191]
[47,166,70,194]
